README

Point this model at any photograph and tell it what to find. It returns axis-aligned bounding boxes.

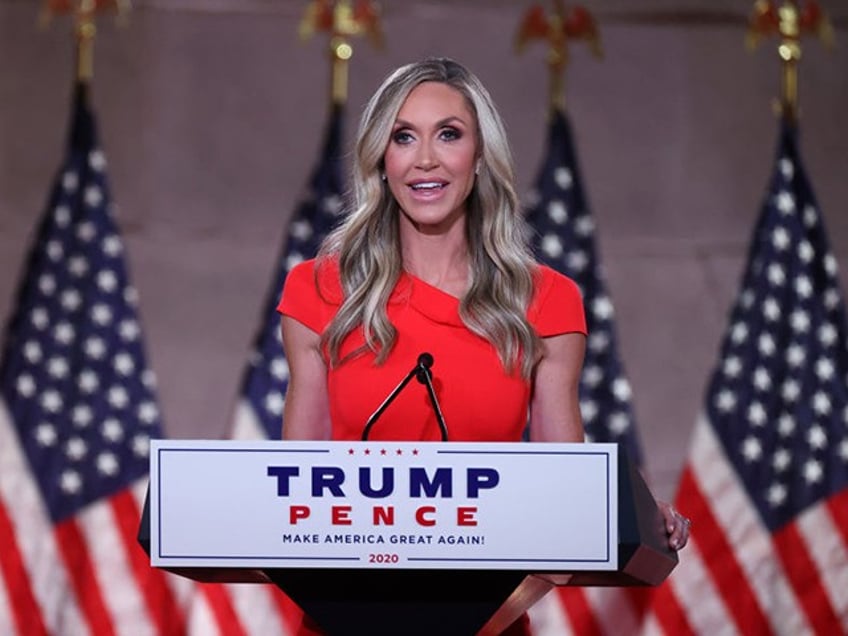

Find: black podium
[138,442,676,636]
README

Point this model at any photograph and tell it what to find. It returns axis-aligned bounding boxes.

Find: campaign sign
[149,440,618,571]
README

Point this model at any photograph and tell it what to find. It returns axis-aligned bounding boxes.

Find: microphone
[361,353,450,442]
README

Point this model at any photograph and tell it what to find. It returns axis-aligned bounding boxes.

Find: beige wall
[1,1,846,501]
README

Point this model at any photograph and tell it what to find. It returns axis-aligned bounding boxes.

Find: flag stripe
[0,501,48,636]
[660,463,740,634]
[0,399,87,636]
[643,577,698,636]
[689,419,810,635]
[587,586,647,634]
[56,519,116,636]
[269,586,304,632]
[527,591,572,636]
[817,494,848,624]
[774,521,841,634]
[79,497,153,636]
[554,588,603,636]
[200,583,249,636]
[827,489,848,547]
[112,489,186,635]
[233,399,272,442]
[226,584,290,635]
[678,466,771,634]
[185,592,221,636]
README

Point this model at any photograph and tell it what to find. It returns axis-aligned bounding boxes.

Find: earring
[380,173,387,182]
[475,162,481,175]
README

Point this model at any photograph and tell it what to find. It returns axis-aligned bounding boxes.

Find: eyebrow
[392,115,468,130]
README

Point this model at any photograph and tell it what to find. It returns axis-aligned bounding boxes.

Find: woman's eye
[392,130,413,144]
[440,127,461,141]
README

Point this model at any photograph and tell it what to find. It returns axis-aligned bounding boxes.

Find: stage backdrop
[1,0,846,501]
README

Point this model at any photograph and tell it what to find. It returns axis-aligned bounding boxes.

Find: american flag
[523,107,648,635]
[639,118,848,635]
[0,84,192,634]
[183,104,346,635]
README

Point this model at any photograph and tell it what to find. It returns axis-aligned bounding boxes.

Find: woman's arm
[280,315,332,440]
[528,332,586,442]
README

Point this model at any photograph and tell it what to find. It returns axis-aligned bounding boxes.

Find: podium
[138,440,676,635]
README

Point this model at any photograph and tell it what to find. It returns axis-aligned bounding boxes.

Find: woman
[279,57,688,633]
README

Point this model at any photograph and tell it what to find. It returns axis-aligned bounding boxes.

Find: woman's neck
[401,233,470,298]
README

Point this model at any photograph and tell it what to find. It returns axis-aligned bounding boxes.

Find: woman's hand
[658,500,690,551]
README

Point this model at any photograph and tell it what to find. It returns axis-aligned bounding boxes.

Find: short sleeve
[527,265,587,337]
[277,258,340,334]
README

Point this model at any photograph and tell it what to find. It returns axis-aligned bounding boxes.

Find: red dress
[277,257,587,635]
[278,258,586,443]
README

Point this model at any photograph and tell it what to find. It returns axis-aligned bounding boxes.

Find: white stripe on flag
[229,583,292,635]
[0,398,87,635]
[186,590,224,636]
[639,613,667,636]
[797,502,848,622]
[232,399,273,441]
[656,536,737,635]
[77,496,154,636]
[690,416,811,635]
[528,590,574,636]
[0,564,15,635]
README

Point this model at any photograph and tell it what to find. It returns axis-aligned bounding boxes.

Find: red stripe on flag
[270,587,307,632]
[675,466,771,635]
[111,489,186,634]
[645,575,696,636]
[773,520,841,634]
[0,502,49,636]
[55,518,115,636]
[554,587,603,636]
[200,583,248,636]
[625,586,652,615]
[826,489,848,547]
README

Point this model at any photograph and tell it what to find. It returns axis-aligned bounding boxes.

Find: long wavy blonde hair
[319,57,541,378]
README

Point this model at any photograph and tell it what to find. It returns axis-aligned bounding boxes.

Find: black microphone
[361,353,450,442]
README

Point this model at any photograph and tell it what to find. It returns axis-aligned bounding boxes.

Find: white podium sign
[149,440,618,571]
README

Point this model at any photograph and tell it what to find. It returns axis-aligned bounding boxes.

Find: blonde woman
[278,57,688,634]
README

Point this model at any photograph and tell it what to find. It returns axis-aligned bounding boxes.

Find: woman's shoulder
[532,263,581,298]
[528,263,586,336]
[287,256,343,301]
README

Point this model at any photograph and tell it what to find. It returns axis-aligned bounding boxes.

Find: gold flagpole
[746,0,835,123]
[515,1,602,115]
[40,0,131,83]
[299,0,384,107]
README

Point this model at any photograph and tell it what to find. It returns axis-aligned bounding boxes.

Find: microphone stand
[361,353,449,442]
[416,363,448,442]
[361,365,420,441]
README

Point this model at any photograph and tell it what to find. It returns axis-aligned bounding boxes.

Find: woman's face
[383,81,479,235]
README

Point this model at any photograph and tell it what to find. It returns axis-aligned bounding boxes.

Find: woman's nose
[415,142,438,170]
